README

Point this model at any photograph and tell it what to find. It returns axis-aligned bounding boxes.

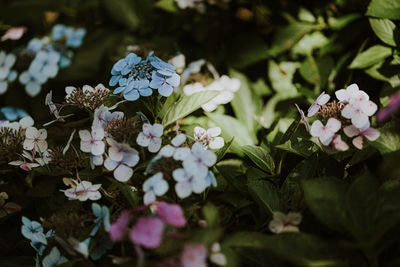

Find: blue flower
[21,216,47,245]
[0,51,16,80]
[27,38,43,52]
[112,53,141,76]
[0,107,28,121]
[59,50,74,68]
[29,50,60,78]
[149,55,176,76]
[51,24,67,41]
[124,79,153,101]
[42,247,68,267]
[149,72,180,97]
[92,203,110,233]
[66,28,86,48]
[19,70,47,97]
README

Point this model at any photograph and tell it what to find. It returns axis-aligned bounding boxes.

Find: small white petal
[114,164,133,182]
[104,157,118,171]
[175,182,192,198]
[136,132,150,147]
[209,137,224,149]
[148,137,162,153]
[79,130,91,142]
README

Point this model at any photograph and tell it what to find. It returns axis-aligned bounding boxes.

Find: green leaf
[207,113,255,155]
[241,145,275,174]
[162,91,218,126]
[268,60,299,95]
[328,14,361,30]
[111,180,140,208]
[366,0,400,20]
[230,69,261,135]
[202,203,220,227]
[247,179,279,214]
[102,0,140,30]
[370,119,400,153]
[228,34,270,68]
[154,0,178,12]
[369,18,397,47]
[275,139,318,157]
[215,137,234,162]
[349,45,392,69]
[299,56,320,85]
[303,178,349,234]
[292,31,329,56]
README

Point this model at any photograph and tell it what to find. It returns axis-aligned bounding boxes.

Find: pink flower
[343,123,380,150]
[310,118,341,146]
[156,202,187,227]
[110,211,131,242]
[377,90,400,123]
[307,92,330,117]
[331,135,349,151]
[1,27,27,41]
[130,217,164,249]
[181,244,207,267]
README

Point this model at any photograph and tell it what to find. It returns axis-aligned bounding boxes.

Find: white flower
[310,118,341,146]
[183,82,206,96]
[335,83,361,103]
[92,105,124,130]
[307,92,330,117]
[194,126,224,149]
[202,76,240,112]
[142,172,169,204]
[136,123,163,153]
[104,139,139,182]
[63,180,102,201]
[79,128,105,156]
[343,123,380,150]
[169,54,185,74]
[173,168,207,198]
[159,134,191,160]
[23,127,48,152]
[331,135,349,151]
[90,155,104,170]
[341,100,377,129]
[183,142,217,179]
[9,160,40,171]
[269,211,302,234]
[210,243,227,266]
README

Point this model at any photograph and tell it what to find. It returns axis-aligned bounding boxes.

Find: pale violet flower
[62,180,102,201]
[79,128,105,156]
[19,70,47,97]
[104,138,139,182]
[159,133,190,160]
[42,247,68,267]
[343,123,380,150]
[194,126,224,149]
[29,50,60,78]
[269,211,302,234]
[181,244,208,267]
[23,127,48,152]
[307,91,330,117]
[183,142,217,179]
[210,243,227,267]
[136,123,163,153]
[173,168,207,198]
[92,105,124,130]
[331,135,349,151]
[310,118,341,146]
[143,172,169,204]
[335,83,361,103]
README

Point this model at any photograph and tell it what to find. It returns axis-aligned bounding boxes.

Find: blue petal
[166,73,180,87]
[113,59,126,72]
[158,83,173,97]
[124,89,140,101]
[139,87,153,97]
[109,75,120,86]
[113,86,125,94]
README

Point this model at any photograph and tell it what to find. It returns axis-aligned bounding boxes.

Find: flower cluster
[183,75,240,112]
[298,84,380,151]
[65,84,111,111]
[110,201,186,249]
[109,53,180,101]
[269,211,302,234]
[0,24,85,97]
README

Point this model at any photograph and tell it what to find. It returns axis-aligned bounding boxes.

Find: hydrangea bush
[1,0,400,266]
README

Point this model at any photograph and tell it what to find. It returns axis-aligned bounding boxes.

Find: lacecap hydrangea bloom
[0,51,17,94]
[109,53,180,101]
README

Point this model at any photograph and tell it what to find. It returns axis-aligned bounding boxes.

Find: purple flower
[130,217,164,249]
[377,90,400,123]
[157,202,187,227]
[149,72,180,97]
[181,244,207,267]
[110,211,131,242]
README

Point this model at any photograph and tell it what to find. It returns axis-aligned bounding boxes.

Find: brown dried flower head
[65,84,111,111]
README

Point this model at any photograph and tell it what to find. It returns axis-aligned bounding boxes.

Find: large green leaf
[247,179,279,214]
[299,56,320,85]
[370,119,400,153]
[230,69,262,135]
[369,18,397,47]
[303,178,349,234]
[162,91,218,126]
[102,0,140,30]
[366,0,400,20]
[349,45,392,69]
[241,145,275,174]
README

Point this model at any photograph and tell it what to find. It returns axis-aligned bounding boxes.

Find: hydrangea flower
[173,168,207,199]
[8,159,40,171]
[19,70,47,97]
[194,126,224,149]
[183,142,217,179]
[42,247,68,267]
[149,72,180,97]
[27,38,44,52]
[111,53,141,77]
[0,51,17,94]
[79,128,105,156]
[104,139,140,182]
[142,172,169,204]
[123,79,153,101]
[62,180,102,201]
[156,201,187,227]
[343,123,380,150]
[307,92,330,117]
[23,127,48,152]
[159,133,191,160]
[52,24,86,48]
[310,118,341,146]
[0,106,28,121]
[130,217,164,249]
[110,211,131,242]
[149,55,177,76]
[21,216,47,244]
[181,244,207,267]
[295,104,310,132]
[92,105,124,130]
[331,135,349,151]
[181,59,205,83]
[29,50,60,79]
[1,26,27,41]
[137,123,164,153]
[169,54,185,74]
[210,243,227,267]
[335,83,361,103]
[268,211,302,234]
